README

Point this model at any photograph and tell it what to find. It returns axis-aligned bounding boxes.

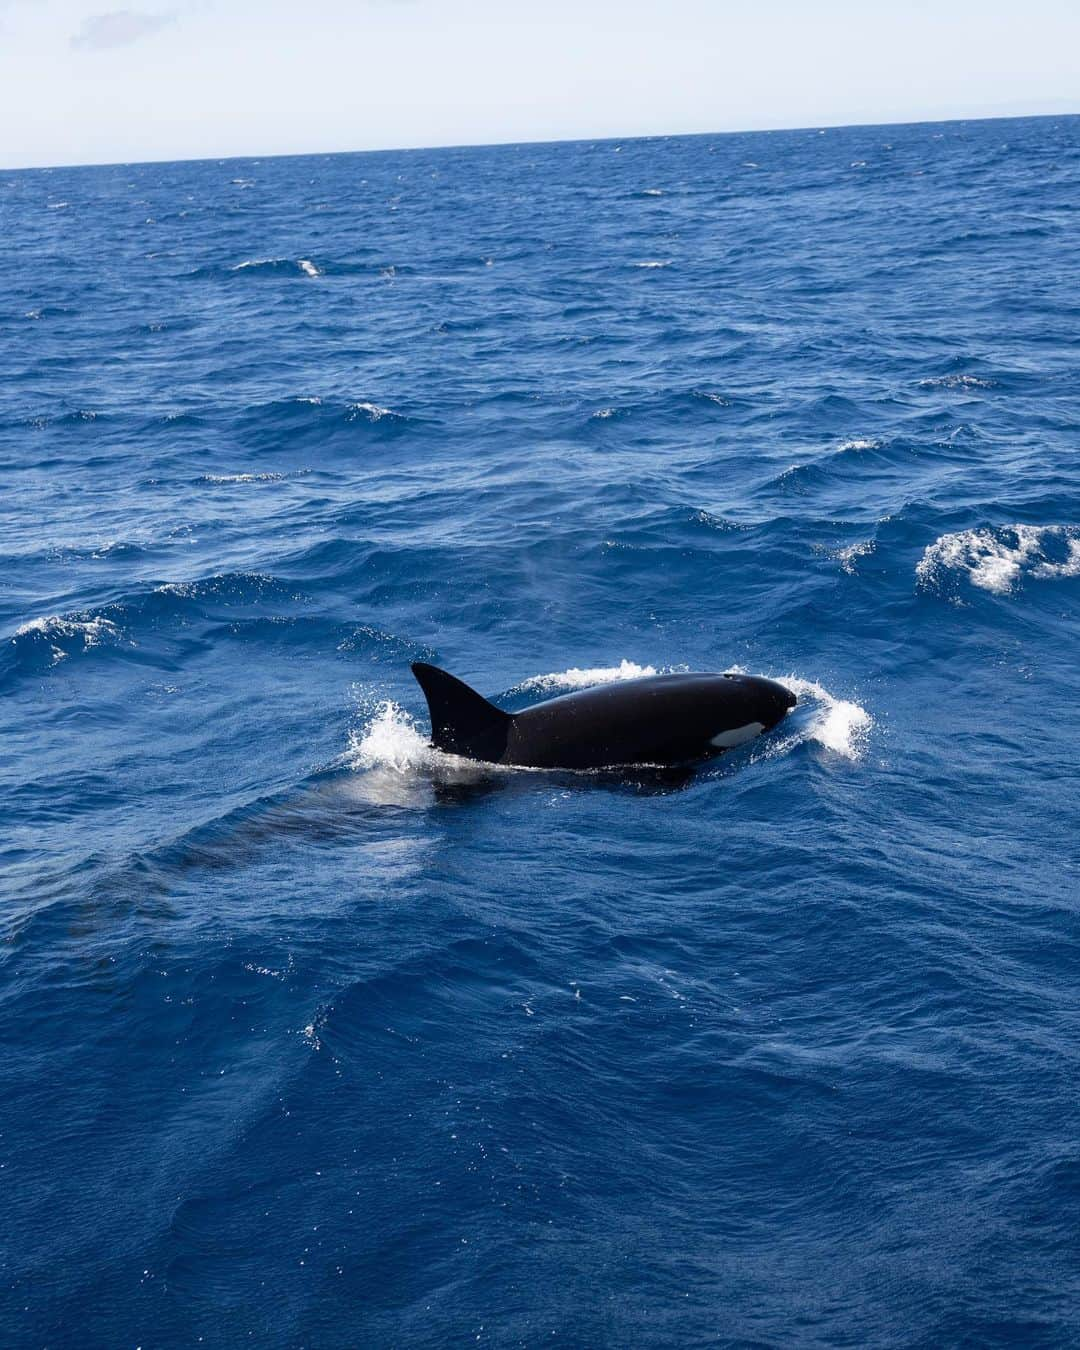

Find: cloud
[71,10,176,51]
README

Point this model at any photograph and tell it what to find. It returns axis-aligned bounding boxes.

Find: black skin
[411,664,797,771]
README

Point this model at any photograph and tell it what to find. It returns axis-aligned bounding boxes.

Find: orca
[411,663,796,771]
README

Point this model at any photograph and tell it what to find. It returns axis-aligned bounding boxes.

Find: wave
[22,305,76,321]
[10,396,420,449]
[585,387,734,428]
[228,257,321,278]
[345,401,396,422]
[917,524,1080,595]
[917,373,996,390]
[3,536,152,566]
[230,395,420,450]
[759,432,982,499]
[10,614,123,667]
[186,254,416,283]
[151,570,284,600]
[199,471,286,485]
[19,408,109,430]
[2,571,307,685]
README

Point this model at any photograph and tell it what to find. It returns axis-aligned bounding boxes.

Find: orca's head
[723,673,797,730]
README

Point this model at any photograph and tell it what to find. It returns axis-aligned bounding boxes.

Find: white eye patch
[710,721,765,749]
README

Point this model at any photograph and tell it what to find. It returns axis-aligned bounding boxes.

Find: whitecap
[918,373,994,390]
[201,472,285,484]
[836,438,880,452]
[14,615,120,665]
[231,257,285,270]
[15,615,116,643]
[916,524,1080,595]
[298,258,320,277]
[346,400,392,421]
[633,260,672,269]
[641,187,664,196]
[90,539,128,558]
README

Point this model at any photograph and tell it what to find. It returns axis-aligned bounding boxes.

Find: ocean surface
[3,116,1080,1347]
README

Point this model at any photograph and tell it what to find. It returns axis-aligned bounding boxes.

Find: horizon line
[5,107,1079,176]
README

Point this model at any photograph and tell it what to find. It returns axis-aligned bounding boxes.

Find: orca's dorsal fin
[411,662,512,762]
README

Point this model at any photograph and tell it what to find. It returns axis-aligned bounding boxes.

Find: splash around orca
[411,663,797,771]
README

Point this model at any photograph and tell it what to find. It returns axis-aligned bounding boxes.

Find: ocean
[3,115,1079,1346]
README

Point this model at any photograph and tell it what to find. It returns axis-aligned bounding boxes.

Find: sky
[1,0,1078,169]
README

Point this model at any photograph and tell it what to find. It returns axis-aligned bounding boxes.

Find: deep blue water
[3,116,1080,1347]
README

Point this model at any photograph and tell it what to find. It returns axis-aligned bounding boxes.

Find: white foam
[517,660,660,693]
[642,187,664,196]
[633,260,672,269]
[298,258,320,277]
[343,698,501,806]
[153,580,197,596]
[90,539,126,558]
[347,401,393,421]
[776,676,872,760]
[14,614,119,664]
[836,539,875,574]
[837,438,880,452]
[917,524,1080,595]
[202,472,284,484]
[918,373,994,389]
[232,257,285,270]
[347,700,434,774]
